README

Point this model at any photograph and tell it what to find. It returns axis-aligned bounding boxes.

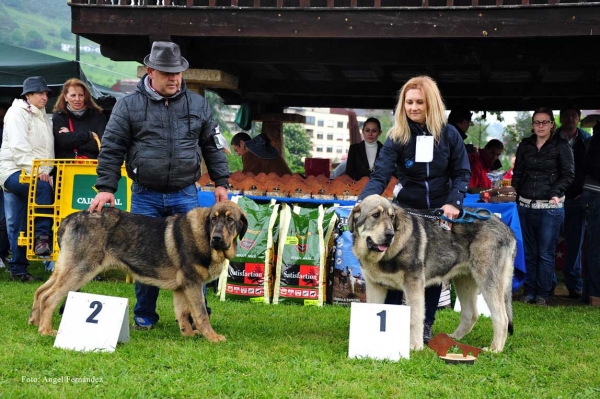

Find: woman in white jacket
[0,76,54,281]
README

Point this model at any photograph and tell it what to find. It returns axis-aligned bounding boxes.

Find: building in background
[225,104,390,166]
[287,107,368,164]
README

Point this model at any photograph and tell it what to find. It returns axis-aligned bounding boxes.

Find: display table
[464,194,525,291]
[197,190,356,207]
[198,190,526,291]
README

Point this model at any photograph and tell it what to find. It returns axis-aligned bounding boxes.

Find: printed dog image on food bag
[329,206,367,304]
[219,197,279,303]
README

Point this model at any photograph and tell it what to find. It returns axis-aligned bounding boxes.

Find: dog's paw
[179,328,197,337]
[483,346,501,353]
[28,318,39,326]
[410,343,424,351]
[205,333,226,343]
[39,328,57,336]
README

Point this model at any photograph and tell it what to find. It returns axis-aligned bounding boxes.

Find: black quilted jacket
[52,109,106,159]
[512,133,574,200]
[96,76,229,193]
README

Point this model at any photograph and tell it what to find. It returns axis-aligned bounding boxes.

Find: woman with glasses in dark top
[512,107,574,306]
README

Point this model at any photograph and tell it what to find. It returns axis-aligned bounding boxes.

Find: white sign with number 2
[54,291,129,352]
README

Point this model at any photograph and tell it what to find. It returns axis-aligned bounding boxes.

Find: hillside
[1,0,139,88]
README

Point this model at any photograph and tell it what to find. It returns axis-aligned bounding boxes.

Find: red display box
[305,158,331,178]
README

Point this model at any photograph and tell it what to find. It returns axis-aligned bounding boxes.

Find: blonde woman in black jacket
[358,76,470,344]
[513,107,574,306]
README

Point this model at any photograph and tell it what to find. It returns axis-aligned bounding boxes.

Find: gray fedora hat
[21,76,53,96]
[143,41,189,73]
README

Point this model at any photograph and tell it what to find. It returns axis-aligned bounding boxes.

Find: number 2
[377,310,386,332]
[86,301,103,324]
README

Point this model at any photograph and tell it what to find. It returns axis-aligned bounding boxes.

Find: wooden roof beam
[137,66,239,90]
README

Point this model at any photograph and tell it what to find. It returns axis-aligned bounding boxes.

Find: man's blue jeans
[4,171,53,276]
[518,205,564,300]
[582,191,600,302]
[131,183,207,324]
[563,197,585,293]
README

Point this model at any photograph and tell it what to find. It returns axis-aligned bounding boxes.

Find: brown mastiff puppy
[29,200,247,342]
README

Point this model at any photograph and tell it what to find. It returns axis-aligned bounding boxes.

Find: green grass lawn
[2,262,599,399]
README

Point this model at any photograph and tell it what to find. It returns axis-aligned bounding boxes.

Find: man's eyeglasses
[532,120,553,126]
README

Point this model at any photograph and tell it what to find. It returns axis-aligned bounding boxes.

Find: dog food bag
[294,204,337,305]
[328,206,367,305]
[219,196,279,303]
[273,203,333,306]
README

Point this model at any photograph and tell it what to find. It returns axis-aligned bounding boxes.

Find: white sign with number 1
[54,291,130,352]
[348,302,411,361]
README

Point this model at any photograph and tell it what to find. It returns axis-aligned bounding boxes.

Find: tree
[10,29,24,46]
[283,123,313,173]
[465,113,490,149]
[204,91,245,172]
[378,112,394,143]
[502,111,532,157]
[60,27,73,41]
[25,29,45,49]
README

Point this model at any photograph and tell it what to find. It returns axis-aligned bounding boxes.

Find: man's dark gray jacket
[96,76,229,193]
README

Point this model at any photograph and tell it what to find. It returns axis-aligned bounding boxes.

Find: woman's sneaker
[534,297,548,306]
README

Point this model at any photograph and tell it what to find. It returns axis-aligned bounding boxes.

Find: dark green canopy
[0,42,109,105]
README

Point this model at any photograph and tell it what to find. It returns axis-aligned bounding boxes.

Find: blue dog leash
[434,208,492,224]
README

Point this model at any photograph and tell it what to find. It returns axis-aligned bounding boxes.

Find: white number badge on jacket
[415,136,434,163]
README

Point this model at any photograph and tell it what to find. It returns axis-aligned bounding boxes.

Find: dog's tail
[504,285,514,335]
[505,243,516,336]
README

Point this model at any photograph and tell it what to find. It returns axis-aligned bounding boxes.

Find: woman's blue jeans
[4,171,53,276]
[518,205,564,300]
[130,183,207,324]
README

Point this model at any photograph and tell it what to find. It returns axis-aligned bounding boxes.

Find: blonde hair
[388,76,447,145]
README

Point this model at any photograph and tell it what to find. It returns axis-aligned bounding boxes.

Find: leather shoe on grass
[568,290,582,299]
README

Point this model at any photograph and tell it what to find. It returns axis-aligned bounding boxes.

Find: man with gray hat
[88,41,230,329]
[0,76,55,281]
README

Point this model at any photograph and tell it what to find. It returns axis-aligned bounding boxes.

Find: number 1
[377,310,386,332]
